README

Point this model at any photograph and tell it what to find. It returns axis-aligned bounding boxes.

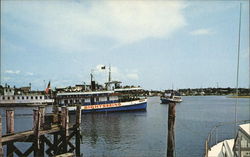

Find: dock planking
[0,104,82,157]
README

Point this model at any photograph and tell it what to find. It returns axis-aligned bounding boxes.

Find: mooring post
[40,106,45,127]
[6,109,14,157]
[33,108,43,156]
[39,107,45,156]
[61,106,69,153]
[76,105,82,127]
[75,105,82,156]
[167,102,176,157]
[33,109,38,131]
[53,104,59,114]
[0,115,3,157]
[6,109,14,134]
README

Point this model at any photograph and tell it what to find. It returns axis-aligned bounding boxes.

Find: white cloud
[26,72,34,76]
[4,70,34,76]
[5,70,20,74]
[190,28,214,35]
[2,1,187,52]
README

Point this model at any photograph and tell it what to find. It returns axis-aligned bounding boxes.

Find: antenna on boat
[90,69,93,82]
[235,3,242,137]
[90,69,96,91]
[108,64,111,82]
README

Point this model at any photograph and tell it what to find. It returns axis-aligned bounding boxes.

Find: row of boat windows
[1,96,49,100]
[63,99,84,104]
[58,94,111,98]
[62,97,110,104]
[5,89,14,92]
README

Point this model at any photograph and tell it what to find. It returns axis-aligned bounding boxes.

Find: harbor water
[0,96,249,157]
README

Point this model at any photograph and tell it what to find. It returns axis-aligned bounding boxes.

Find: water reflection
[81,111,146,146]
[1,96,249,157]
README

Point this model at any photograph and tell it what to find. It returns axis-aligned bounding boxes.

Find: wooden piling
[1,105,81,156]
[75,105,82,156]
[0,115,3,157]
[167,102,176,157]
[39,107,45,156]
[33,109,39,131]
[6,109,14,157]
[6,109,14,134]
[40,106,45,126]
[53,104,59,114]
[61,107,69,136]
[33,108,43,156]
[76,105,82,126]
[61,106,69,153]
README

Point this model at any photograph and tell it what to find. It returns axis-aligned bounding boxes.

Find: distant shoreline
[227,96,250,98]
[181,95,250,98]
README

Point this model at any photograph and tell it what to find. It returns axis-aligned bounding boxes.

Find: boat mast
[235,3,242,137]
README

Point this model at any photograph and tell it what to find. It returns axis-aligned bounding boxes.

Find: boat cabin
[57,91,118,106]
[233,123,250,157]
[56,87,145,107]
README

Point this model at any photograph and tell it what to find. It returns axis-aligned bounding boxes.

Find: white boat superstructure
[0,85,54,106]
[0,95,54,105]
[205,122,250,157]
[56,87,147,113]
[160,92,182,104]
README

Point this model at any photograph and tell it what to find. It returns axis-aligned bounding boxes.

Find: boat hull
[160,97,182,104]
[161,98,171,104]
[63,99,147,113]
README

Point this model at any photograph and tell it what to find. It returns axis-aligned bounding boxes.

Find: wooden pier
[0,105,82,157]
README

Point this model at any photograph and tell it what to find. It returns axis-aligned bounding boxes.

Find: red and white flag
[45,81,51,94]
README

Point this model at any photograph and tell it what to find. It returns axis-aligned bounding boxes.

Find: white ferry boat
[56,67,147,113]
[0,85,54,106]
[56,87,147,113]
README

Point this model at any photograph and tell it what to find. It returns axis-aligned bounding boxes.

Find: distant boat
[160,91,182,104]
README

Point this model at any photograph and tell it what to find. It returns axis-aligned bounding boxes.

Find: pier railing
[204,120,250,157]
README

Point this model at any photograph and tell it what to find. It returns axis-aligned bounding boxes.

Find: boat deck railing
[204,120,250,157]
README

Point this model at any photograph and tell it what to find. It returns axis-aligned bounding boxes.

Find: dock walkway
[0,105,82,157]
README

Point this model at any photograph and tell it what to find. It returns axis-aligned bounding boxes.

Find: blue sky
[1,1,249,90]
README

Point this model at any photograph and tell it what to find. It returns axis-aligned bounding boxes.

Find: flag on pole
[101,66,106,70]
[45,81,51,94]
